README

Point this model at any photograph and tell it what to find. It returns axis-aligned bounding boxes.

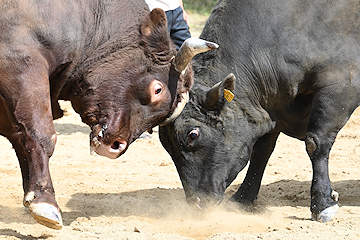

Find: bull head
[77,8,218,159]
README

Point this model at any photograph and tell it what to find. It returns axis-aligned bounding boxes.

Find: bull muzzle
[90,125,127,159]
[187,194,224,210]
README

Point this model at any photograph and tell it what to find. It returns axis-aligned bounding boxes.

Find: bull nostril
[111,141,120,150]
[93,137,127,159]
[109,139,127,153]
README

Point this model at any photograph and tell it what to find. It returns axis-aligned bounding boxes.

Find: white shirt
[145,0,180,11]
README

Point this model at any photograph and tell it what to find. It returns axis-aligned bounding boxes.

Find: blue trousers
[165,6,191,50]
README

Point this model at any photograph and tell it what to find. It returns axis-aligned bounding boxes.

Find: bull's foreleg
[23,137,62,230]
[305,131,339,223]
[2,55,63,229]
[10,130,62,230]
[13,102,62,230]
[306,76,358,222]
[229,132,280,209]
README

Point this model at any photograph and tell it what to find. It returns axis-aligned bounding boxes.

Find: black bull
[159,0,360,223]
[0,0,217,229]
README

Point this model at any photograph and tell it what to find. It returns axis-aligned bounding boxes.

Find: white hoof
[29,202,63,230]
[311,204,339,223]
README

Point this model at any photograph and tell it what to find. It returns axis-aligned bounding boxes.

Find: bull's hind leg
[306,70,359,222]
[0,52,62,229]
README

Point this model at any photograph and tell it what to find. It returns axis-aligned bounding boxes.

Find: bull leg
[0,56,62,229]
[13,95,62,230]
[16,131,62,230]
[306,76,358,222]
[229,132,280,209]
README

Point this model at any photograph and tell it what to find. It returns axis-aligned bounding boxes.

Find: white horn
[174,38,219,73]
[159,91,189,126]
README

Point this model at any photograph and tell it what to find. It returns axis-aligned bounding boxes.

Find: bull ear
[203,73,236,109]
[140,8,171,55]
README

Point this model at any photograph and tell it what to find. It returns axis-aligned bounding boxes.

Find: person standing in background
[145,0,191,49]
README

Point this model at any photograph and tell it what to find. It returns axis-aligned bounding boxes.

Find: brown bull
[0,0,217,229]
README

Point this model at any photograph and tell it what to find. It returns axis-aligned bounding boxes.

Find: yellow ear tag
[224,89,235,102]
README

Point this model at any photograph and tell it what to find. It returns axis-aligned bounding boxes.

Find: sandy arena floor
[0,97,360,240]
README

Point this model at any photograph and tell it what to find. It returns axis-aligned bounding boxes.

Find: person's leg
[166,7,191,49]
[165,9,174,34]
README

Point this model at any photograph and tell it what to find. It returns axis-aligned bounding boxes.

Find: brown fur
[0,0,193,227]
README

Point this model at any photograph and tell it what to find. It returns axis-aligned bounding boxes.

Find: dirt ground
[1,15,360,240]
[1,102,360,240]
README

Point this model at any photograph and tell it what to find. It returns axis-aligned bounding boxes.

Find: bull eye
[150,80,164,103]
[188,128,199,144]
[154,83,162,95]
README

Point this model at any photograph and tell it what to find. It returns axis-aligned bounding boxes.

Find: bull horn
[159,91,189,126]
[174,38,219,73]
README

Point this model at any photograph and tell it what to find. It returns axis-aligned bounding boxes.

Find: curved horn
[174,38,219,73]
[159,91,189,126]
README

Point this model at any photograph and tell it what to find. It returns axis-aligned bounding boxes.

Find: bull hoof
[311,204,339,223]
[29,202,63,230]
